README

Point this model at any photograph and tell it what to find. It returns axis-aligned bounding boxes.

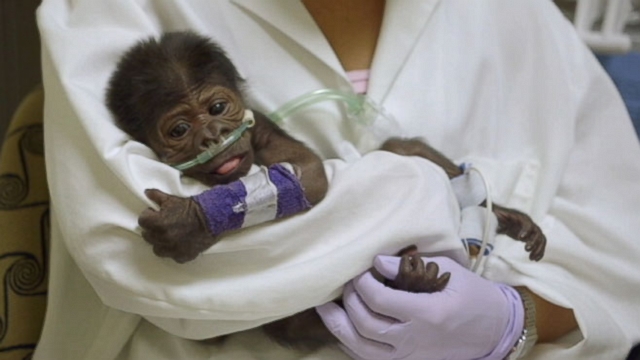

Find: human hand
[138,189,217,263]
[316,256,524,360]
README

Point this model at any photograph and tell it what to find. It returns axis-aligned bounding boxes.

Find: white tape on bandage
[450,166,487,208]
[459,206,497,241]
[277,162,297,176]
[240,166,279,228]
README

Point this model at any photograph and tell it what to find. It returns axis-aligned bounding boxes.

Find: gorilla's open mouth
[214,155,244,175]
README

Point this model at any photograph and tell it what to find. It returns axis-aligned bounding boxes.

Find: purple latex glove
[316,256,525,360]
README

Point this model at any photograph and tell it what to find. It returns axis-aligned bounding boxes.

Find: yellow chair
[0,87,48,360]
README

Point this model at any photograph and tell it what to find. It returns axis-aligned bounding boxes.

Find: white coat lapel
[369,0,440,102]
[231,0,346,77]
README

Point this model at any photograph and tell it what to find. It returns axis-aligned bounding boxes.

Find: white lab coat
[35,0,640,359]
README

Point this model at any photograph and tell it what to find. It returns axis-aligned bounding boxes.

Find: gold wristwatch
[507,287,538,359]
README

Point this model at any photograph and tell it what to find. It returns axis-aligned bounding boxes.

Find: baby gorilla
[107,31,329,264]
[106,31,546,350]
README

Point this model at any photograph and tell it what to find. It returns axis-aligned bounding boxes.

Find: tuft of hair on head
[105,30,245,144]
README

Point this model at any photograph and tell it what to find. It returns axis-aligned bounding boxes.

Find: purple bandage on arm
[193,163,312,236]
[193,180,247,236]
[269,164,312,218]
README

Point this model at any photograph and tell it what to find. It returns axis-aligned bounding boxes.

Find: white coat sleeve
[542,59,640,356]
[482,4,640,358]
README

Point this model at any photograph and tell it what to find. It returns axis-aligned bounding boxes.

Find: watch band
[507,287,538,359]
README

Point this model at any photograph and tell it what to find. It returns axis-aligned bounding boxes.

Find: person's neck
[302,0,385,72]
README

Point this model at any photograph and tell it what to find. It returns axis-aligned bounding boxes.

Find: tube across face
[147,86,256,186]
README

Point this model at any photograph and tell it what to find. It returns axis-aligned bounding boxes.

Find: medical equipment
[455,165,495,273]
[194,162,310,236]
[172,110,256,171]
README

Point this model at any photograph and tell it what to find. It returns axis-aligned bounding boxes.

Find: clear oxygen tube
[269,89,368,124]
[173,110,256,171]
[269,89,403,155]
[268,89,401,143]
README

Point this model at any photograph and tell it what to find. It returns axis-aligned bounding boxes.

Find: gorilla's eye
[169,123,190,138]
[209,102,227,116]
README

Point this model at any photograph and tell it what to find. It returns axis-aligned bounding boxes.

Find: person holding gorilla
[34,1,640,359]
[105,30,547,350]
